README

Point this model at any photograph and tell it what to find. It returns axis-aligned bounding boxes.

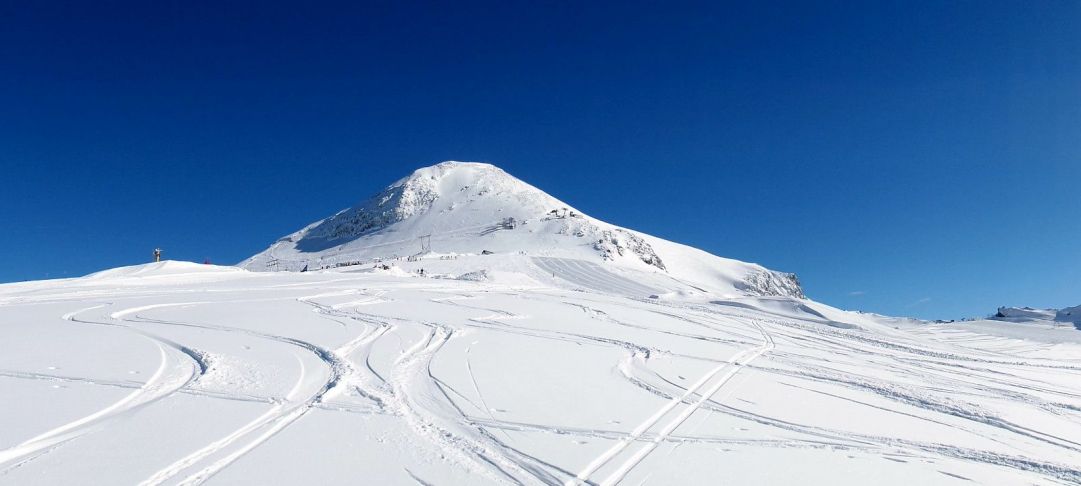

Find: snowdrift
[86,261,244,280]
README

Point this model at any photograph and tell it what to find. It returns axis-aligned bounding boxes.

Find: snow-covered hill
[994,305,1081,324]
[3,260,1081,485]
[994,306,1060,321]
[3,162,1081,485]
[240,162,803,300]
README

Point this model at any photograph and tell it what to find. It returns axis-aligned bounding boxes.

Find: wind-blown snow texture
[2,163,1080,485]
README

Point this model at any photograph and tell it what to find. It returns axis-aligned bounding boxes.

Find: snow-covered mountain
[4,162,1081,485]
[241,161,803,299]
[994,305,1081,324]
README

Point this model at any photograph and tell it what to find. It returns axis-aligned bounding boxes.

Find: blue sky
[1,1,1078,320]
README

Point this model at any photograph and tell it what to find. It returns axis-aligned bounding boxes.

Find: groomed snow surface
[2,259,1081,485]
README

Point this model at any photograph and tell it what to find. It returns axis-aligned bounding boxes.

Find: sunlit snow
[1,163,1079,485]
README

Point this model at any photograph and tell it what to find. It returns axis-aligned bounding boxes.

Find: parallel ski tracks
[138,292,390,486]
[568,318,774,486]
[6,276,1081,485]
[0,304,203,471]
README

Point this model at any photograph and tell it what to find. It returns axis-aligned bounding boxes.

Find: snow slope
[3,163,1081,485]
[2,261,1081,485]
[240,162,802,300]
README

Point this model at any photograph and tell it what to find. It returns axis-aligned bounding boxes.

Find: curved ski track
[3,266,1081,485]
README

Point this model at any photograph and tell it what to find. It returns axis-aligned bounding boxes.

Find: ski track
[533,258,660,298]
[0,304,203,471]
[424,287,1081,484]
[567,317,773,486]
[138,291,380,486]
[3,272,1081,484]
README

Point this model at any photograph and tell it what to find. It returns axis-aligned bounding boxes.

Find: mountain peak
[425,160,499,170]
[293,161,566,250]
[395,161,503,183]
[240,161,804,299]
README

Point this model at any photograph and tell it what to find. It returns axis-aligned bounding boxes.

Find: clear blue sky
[1,1,1078,320]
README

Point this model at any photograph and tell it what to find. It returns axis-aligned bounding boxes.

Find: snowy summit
[242,161,803,299]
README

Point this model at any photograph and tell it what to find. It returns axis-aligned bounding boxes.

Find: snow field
[1,261,1080,484]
